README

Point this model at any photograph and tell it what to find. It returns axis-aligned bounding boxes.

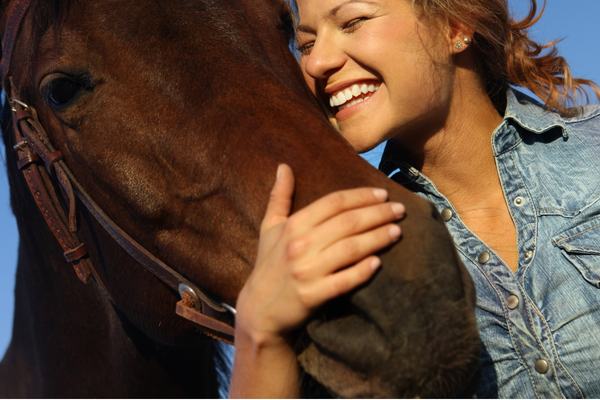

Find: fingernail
[370,257,381,270]
[391,203,405,217]
[276,164,283,181]
[389,225,401,240]
[373,188,388,201]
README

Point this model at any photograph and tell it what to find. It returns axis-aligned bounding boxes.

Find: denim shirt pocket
[552,217,600,288]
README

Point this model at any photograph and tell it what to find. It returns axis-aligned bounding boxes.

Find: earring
[454,41,463,50]
[464,37,471,45]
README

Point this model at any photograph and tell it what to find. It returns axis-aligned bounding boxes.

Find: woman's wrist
[230,324,301,398]
[234,304,295,352]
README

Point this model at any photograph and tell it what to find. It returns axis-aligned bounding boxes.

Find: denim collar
[503,88,567,137]
[492,88,568,156]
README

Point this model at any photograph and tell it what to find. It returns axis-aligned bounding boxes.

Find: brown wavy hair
[290,0,600,116]
[413,0,600,116]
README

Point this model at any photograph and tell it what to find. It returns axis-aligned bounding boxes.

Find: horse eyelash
[48,73,93,91]
[40,73,94,108]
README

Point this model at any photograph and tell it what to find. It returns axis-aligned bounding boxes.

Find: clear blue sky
[1,0,599,359]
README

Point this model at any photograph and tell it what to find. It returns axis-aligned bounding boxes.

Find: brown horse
[0,0,480,397]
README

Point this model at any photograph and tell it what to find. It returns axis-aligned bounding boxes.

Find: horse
[0,0,481,397]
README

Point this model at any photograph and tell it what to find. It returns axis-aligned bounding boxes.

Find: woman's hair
[413,0,599,115]
[289,0,600,116]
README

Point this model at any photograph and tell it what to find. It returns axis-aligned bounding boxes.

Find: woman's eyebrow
[296,24,316,35]
[327,0,378,18]
[297,0,378,34]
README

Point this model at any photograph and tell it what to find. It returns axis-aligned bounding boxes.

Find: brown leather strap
[12,110,92,283]
[64,243,88,262]
[60,163,229,313]
[176,294,234,345]
[15,109,64,173]
[0,0,32,88]
[16,147,39,169]
[11,102,236,339]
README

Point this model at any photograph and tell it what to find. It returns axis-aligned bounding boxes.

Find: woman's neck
[395,68,504,208]
[395,74,520,272]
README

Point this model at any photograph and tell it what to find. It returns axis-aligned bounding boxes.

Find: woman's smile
[297,0,456,152]
[326,80,380,119]
[327,81,380,109]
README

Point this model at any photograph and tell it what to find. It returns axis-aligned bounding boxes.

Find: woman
[229,0,600,397]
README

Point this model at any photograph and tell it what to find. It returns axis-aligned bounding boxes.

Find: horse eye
[48,79,84,108]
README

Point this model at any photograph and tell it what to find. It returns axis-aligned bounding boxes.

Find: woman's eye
[343,17,366,32]
[47,79,84,108]
[297,42,314,55]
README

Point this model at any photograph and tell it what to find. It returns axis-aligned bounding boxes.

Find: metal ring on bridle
[178,283,237,316]
[13,141,28,151]
[178,283,203,312]
[10,98,28,112]
[221,302,236,315]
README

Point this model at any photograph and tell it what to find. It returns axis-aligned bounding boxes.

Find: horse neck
[0,159,218,397]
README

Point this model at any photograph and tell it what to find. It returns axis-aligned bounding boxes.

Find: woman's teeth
[329,83,380,109]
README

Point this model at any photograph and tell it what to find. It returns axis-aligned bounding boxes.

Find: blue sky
[1,0,599,359]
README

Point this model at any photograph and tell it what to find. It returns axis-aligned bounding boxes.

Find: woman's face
[296,0,457,153]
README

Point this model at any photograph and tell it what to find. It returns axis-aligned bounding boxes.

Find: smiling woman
[295,0,479,154]
[228,0,600,397]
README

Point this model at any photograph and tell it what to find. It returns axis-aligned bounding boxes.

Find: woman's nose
[303,37,345,80]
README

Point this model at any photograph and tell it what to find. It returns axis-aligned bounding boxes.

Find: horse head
[0,0,480,397]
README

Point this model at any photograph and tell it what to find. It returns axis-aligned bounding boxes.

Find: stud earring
[464,37,471,45]
[454,41,463,50]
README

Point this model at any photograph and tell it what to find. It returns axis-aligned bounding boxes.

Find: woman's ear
[447,20,475,54]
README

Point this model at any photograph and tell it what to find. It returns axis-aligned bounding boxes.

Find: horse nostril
[306,312,392,372]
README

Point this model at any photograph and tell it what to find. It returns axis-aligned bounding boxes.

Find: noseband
[1,0,235,344]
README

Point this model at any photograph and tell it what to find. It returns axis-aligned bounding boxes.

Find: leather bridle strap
[9,100,235,344]
[1,0,235,345]
[12,105,93,283]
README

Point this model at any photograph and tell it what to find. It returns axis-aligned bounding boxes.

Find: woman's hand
[230,164,404,398]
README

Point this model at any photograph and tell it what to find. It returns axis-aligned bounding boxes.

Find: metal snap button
[507,294,519,310]
[524,250,533,259]
[478,251,491,264]
[535,359,549,374]
[514,196,525,207]
[441,208,453,222]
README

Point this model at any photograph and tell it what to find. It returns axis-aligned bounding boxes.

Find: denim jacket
[380,88,600,398]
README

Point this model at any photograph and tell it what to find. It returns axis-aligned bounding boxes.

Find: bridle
[1,0,236,344]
